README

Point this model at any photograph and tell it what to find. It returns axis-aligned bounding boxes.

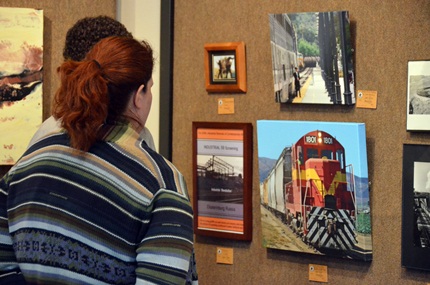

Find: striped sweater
[0,122,197,284]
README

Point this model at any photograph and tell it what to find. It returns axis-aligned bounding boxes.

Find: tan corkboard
[0,0,116,175]
[173,1,430,284]
[1,1,430,284]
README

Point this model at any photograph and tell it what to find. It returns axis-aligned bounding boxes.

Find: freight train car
[261,130,357,252]
[269,13,298,103]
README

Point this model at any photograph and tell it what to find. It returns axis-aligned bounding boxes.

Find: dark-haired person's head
[53,36,154,152]
[63,16,133,61]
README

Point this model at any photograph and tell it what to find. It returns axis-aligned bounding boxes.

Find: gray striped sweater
[0,122,197,284]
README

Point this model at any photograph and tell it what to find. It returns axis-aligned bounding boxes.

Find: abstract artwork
[0,7,43,164]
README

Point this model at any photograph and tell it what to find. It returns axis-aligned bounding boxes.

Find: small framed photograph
[402,144,430,271]
[204,42,247,93]
[407,60,430,131]
[192,122,252,240]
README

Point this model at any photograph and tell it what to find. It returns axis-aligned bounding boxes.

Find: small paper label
[356,90,377,109]
[218,98,234,114]
[309,264,328,283]
[216,247,233,264]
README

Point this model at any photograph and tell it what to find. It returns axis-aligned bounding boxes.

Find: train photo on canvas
[257,120,372,261]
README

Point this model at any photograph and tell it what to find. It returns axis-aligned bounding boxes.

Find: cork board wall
[0,0,116,175]
[173,1,430,284]
[1,0,430,284]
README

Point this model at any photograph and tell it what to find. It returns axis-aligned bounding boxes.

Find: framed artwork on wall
[204,42,247,93]
[269,11,355,105]
[257,120,372,261]
[192,122,252,240]
[406,60,430,131]
[402,144,430,271]
[0,7,43,165]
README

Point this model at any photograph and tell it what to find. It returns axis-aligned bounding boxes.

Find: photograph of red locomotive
[257,120,372,261]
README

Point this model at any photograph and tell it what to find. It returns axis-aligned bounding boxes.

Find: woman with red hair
[0,36,197,284]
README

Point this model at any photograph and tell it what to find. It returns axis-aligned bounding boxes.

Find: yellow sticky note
[216,247,233,264]
[356,90,377,109]
[218,98,234,114]
[309,264,328,283]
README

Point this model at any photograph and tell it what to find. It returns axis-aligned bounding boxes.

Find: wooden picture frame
[204,42,247,93]
[192,122,252,240]
[402,144,430,271]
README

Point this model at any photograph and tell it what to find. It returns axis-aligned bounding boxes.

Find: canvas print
[257,120,372,261]
[269,11,355,105]
[0,7,43,164]
[407,61,430,131]
[402,144,430,271]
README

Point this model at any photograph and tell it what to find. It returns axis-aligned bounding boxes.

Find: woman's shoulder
[27,116,62,147]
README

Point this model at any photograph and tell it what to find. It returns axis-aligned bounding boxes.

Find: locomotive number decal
[305,135,317,144]
[305,135,333,145]
[323,137,333,144]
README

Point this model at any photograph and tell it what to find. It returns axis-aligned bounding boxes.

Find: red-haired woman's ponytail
[53,59,109,151]
[52,36,154,151]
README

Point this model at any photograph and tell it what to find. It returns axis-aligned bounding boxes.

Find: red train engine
[285,130,356,250]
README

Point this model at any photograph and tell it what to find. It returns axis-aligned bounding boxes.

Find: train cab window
[307,148,319,159]
[336,149,345,169]
[297,146,304,165]
[321,150,333,160]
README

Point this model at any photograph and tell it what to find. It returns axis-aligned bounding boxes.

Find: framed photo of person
[402,144,430,271]
[204,42,247,93]
[406,60,430,131]
[192,122,252,240]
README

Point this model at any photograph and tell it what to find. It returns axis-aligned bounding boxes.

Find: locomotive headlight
[318,137,322,144]
[318,131,322,137]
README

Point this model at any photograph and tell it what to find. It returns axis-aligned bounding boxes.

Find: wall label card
[216,247,233,264]
[356,90,377,109]
[309,264,328,283]
[218,98,235,114]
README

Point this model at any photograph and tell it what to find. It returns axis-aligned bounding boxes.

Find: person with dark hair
[28,15,155,151]
[63,16,132,61]
[293,66,301,98]
[0,36,197,284]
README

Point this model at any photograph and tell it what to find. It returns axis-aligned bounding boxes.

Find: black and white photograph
[269,11,355,105]
[402,144,430,271]
[412,161,430,248]
[407,60,430,131]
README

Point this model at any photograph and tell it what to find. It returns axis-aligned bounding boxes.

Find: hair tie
[92,59,102,69]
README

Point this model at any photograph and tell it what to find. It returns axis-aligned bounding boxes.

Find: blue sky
[256,120,368,178]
